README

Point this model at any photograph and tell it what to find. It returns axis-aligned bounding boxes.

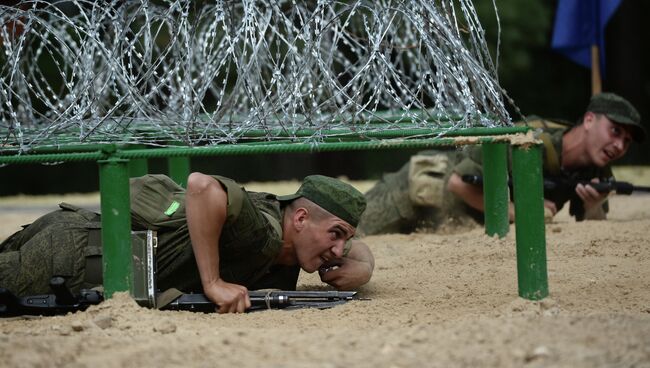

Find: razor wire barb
[1,0,514,153]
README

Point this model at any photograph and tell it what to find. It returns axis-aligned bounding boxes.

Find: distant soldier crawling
[358,92,646,236]
[0,174,374,313]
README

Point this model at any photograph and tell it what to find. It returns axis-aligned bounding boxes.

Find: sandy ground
[1,170,649,368]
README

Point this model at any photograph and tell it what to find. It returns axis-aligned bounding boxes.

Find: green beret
[587,92,645,143]
[277,175,366,227]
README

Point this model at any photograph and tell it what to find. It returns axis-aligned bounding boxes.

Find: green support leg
[168,156,190,188]
[98,157,133,298]
[511,144,548,300]
[482,143,509,238]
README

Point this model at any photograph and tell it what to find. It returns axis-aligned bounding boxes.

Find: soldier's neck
[561,126,590,169]
[275,211,298,266]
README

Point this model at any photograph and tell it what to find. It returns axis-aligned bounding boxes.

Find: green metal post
[168,156,190,187]
[482,143,509,238]
[98,156,132,298]
[511,144,548,300]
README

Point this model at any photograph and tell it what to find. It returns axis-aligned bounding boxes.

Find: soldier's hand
[576,179,609,220]
[576,179,609,211]
[319,257,372,290]
[203,279,251,313]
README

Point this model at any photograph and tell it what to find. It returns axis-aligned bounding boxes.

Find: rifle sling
[538,132,561,176]
[156,288,184,309]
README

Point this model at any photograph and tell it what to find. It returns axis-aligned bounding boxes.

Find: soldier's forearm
[347,240,375,272]
[448,173,486,213]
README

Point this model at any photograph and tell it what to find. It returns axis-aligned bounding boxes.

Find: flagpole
[591,45,602,95]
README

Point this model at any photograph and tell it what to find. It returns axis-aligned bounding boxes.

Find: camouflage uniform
[358,149,483,235]
[358,121,614,236]
[0,176,297,296]
[0,204,102,296]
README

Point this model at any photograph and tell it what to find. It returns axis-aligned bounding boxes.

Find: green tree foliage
[474,0,590,121]
[475,0,551,85]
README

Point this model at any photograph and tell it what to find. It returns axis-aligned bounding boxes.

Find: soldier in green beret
[358,92,646,236]
[0,174,374,314]
[185,173,373,313]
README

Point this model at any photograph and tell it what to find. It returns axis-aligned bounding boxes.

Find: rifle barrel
[588,182,650,195]
[462,175,650,195]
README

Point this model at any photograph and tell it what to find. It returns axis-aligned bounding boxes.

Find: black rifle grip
[49,276,77,305]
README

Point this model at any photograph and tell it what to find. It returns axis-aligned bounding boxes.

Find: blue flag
[551,0,623,70]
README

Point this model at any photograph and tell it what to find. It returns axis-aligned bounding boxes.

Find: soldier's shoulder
[517,115,574,130]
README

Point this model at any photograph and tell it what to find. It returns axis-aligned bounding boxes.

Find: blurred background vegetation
[1,0,648,195]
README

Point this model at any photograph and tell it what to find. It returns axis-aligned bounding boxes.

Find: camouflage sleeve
[210,175,278,253]
[210,175,246,223]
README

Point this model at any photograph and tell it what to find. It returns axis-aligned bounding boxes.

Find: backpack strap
[261,211,282,237]
[522,117,572,130]
[538,132,561,176]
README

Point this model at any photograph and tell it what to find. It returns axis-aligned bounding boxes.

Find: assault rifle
[0,277,360,317]
[165,290,359,312]
[461,175,650,195]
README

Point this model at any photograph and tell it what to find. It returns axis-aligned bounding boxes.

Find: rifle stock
[0,280,102,317]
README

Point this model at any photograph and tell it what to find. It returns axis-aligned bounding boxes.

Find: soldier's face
[294,216,355,273]
[584,113,632,167]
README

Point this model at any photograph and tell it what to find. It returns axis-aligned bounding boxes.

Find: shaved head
[285,197,335,223]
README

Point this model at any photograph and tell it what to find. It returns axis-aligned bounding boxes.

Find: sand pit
[1,176,649,367]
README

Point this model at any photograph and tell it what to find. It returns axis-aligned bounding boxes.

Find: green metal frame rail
[0,127,548,301]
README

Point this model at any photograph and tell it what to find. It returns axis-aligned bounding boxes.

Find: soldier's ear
[583,111,597,130]
[292,207,308,231]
